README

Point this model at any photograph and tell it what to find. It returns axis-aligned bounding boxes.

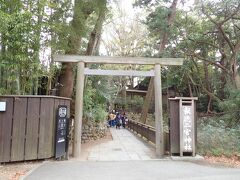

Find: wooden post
[179,99,183,157]
[154,64,164,157]
[140,77,154,123]
[73,61,85,158]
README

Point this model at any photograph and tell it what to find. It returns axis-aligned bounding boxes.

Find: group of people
[108,110,128,129]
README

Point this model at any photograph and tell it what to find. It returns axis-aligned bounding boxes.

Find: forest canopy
[0,0,239,122]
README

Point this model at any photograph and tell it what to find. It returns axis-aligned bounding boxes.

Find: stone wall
[81,121,107,143]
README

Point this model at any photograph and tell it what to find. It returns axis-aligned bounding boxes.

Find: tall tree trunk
[58,0,94,98]
[86,2,106,56]
[219,55,227,99]
[188,82,193,97]
[159,0,178,54]
[217,32,227,99]
[59,62,75,98]
[202,48,213,113]
[84,1,107,89]
[231,49,240,90]
[141,0,179,124]
[140,77,154,124]
[235,73,240,89]
[203,61,212,113]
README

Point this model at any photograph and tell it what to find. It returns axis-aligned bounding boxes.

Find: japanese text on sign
[182,106,193,152]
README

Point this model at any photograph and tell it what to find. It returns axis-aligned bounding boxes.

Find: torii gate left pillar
[54,55,183,158]
[73,61,85,157]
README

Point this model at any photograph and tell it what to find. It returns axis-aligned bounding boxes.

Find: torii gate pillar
[154,64,164,157]
[73,61,85,157]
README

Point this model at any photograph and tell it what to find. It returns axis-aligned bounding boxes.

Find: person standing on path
[115,112,121,129]
[109,111,116,127]
[121,112,127,128]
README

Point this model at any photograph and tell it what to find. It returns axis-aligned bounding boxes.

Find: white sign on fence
[0,102,6,111]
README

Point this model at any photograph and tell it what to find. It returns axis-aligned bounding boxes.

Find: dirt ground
[0,161,42,180]
[204,155,240,168]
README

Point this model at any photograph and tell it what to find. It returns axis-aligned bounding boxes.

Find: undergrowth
[197,117,240,156]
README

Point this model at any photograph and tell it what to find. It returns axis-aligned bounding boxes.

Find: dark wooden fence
[127,120,169,153]
[0,96,71,163]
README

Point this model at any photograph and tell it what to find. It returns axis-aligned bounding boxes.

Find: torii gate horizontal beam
[54,55,183,65]
[84,68,155,77]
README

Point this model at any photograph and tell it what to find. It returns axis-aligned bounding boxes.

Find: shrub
[219,90,240,126]
[197,117,240,156]
[83,81,108,123]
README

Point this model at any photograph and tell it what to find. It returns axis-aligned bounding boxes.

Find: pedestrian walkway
[23,160,240,180]
[87,128,156,161]
[22,128,240,180]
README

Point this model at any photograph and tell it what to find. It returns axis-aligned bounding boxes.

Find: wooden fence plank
[0,96,70,162]
[169,100,180,154]
[11,98,27,161]
[52,99,60,156]
[0,98,14,162]
[38,98,54,159]
[25,98,40,160]
[127,120,169,152]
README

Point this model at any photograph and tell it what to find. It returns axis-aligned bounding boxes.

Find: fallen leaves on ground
[11,171,27,180]
[204,155,240,167]
[0,161,42,180]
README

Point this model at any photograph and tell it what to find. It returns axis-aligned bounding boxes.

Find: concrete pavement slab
[22,128,240,180]
[23,160,240,180]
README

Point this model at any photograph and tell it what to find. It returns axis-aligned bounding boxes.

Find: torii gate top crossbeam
[54,55,183,65]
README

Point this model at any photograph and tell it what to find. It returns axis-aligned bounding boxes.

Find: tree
[134,0,179,123]
[0,0,73,95]
[199,0,240,90]
[58,0,108,98]
[0,0,44,94]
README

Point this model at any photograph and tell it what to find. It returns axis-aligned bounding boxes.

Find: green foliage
[136,0,240,99]
[219,90,240,126]
[0,5,42,94]
[197,117,240,156]
[92,105,108,123]
[83,78,109,123]
[0,0,73,95]
[197,95,221,112]
[127,96,144,113]
[146,6,172,38]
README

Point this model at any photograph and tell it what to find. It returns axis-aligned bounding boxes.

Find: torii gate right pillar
[154,64,164,157]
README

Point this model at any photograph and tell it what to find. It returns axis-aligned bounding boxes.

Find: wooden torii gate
[54,55,183,158]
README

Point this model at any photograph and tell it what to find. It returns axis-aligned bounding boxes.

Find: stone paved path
[87,128,156,161]
[23,160,240,180]
[22,128,240,180]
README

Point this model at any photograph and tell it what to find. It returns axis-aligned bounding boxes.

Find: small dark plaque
[55,105,68,158]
